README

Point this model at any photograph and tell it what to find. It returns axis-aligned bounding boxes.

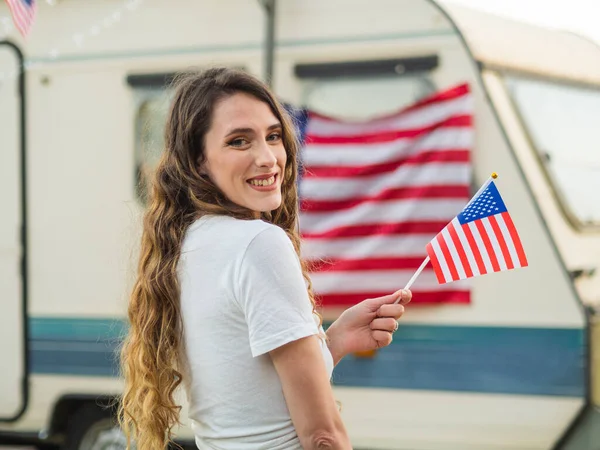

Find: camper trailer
[0,0,599,448]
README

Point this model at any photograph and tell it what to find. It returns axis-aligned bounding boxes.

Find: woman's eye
[229,138,249,148]
[267,132,282,141]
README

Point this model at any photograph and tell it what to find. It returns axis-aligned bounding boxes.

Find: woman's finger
[372,330,393,347]
[376,304,404,320]
[370,317,399,332]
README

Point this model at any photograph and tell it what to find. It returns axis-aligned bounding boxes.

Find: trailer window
[301,75,435,119]
[504,75,600,227]
[134,90,171,203]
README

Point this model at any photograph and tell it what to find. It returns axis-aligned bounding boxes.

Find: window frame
[294,56,439,79]
[500,69,600,232]
[132,87,172,204]
[294,56,438,120]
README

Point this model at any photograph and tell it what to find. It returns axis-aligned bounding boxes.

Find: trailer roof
[439,2,600,86]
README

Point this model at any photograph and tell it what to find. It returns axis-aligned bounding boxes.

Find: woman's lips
[247,173,278,191]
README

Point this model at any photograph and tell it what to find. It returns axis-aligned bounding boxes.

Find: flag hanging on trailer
[296,83,474,307]
[5,0,37,37]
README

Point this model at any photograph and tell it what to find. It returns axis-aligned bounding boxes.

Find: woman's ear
[196,157,208,176]
[197,162,212,183]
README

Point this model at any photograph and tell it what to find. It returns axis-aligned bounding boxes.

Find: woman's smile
[247,173,279,191]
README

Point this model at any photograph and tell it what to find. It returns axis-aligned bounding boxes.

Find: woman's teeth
[249,176,275,186]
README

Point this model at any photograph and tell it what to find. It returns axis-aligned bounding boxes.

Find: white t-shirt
[178,215,334,450]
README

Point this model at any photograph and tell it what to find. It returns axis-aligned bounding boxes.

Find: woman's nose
[254,141,278,168]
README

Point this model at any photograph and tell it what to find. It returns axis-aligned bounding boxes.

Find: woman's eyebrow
[224,127,255,138]
[224,122,281,138]
[266,122,282,131]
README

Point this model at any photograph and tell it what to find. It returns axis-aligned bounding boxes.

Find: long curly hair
[118,67,319,450]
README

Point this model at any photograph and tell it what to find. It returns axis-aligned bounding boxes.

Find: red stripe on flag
[303,150,470,178]
[403,83,470,113]
[501,212,528,267]
[436,233,460,281]
[426,242,447,284]
[448,221,473,278]
[460,222,487,274]
[308,84,470,124]
[301,185,469,212]
[488,215,514,270]
[306,115,472,145]
[318,290,470,306]
[300,221,449,239]
[309,257,432,272]
[474,220,500,272]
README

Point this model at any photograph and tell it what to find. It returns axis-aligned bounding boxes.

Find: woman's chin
[249,197,282,215]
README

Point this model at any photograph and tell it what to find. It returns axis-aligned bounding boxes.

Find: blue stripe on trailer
[332,324,585,397]
[28,318,585,397]
[29,317,125,377]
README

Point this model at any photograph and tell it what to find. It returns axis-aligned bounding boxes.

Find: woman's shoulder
[187,214,280,236]
[183,215,287,252]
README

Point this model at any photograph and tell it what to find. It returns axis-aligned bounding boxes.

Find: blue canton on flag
[458,181,507,224]
[284,104,309,181]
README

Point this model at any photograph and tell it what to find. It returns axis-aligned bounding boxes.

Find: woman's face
[202,92,287,215]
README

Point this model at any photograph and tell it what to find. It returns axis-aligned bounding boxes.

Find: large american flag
[297,83,473,307]
[5,0,36,37]
[426,177,528,284]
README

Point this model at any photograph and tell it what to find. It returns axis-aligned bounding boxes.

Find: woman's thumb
[367,290,404,308]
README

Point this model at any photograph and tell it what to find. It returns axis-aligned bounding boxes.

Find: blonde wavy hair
[118,67,319,449]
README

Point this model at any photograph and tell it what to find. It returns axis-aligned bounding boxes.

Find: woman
[119,67,411,450]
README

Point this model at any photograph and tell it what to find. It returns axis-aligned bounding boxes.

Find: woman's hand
[325,290,412,365]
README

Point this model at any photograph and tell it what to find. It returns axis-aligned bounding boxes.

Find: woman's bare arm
[270,335,352,450]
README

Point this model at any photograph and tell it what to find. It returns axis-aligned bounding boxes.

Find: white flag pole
[393,172,498,304]
[394,256,430,304]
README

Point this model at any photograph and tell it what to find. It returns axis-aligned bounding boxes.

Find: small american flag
[5,0,37,37]
[297,83,474,307]
[426,176,528,284]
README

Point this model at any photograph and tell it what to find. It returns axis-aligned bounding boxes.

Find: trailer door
[0,42,26,421]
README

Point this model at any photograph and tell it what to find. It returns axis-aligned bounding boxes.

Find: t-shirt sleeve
[237,225,319,357]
